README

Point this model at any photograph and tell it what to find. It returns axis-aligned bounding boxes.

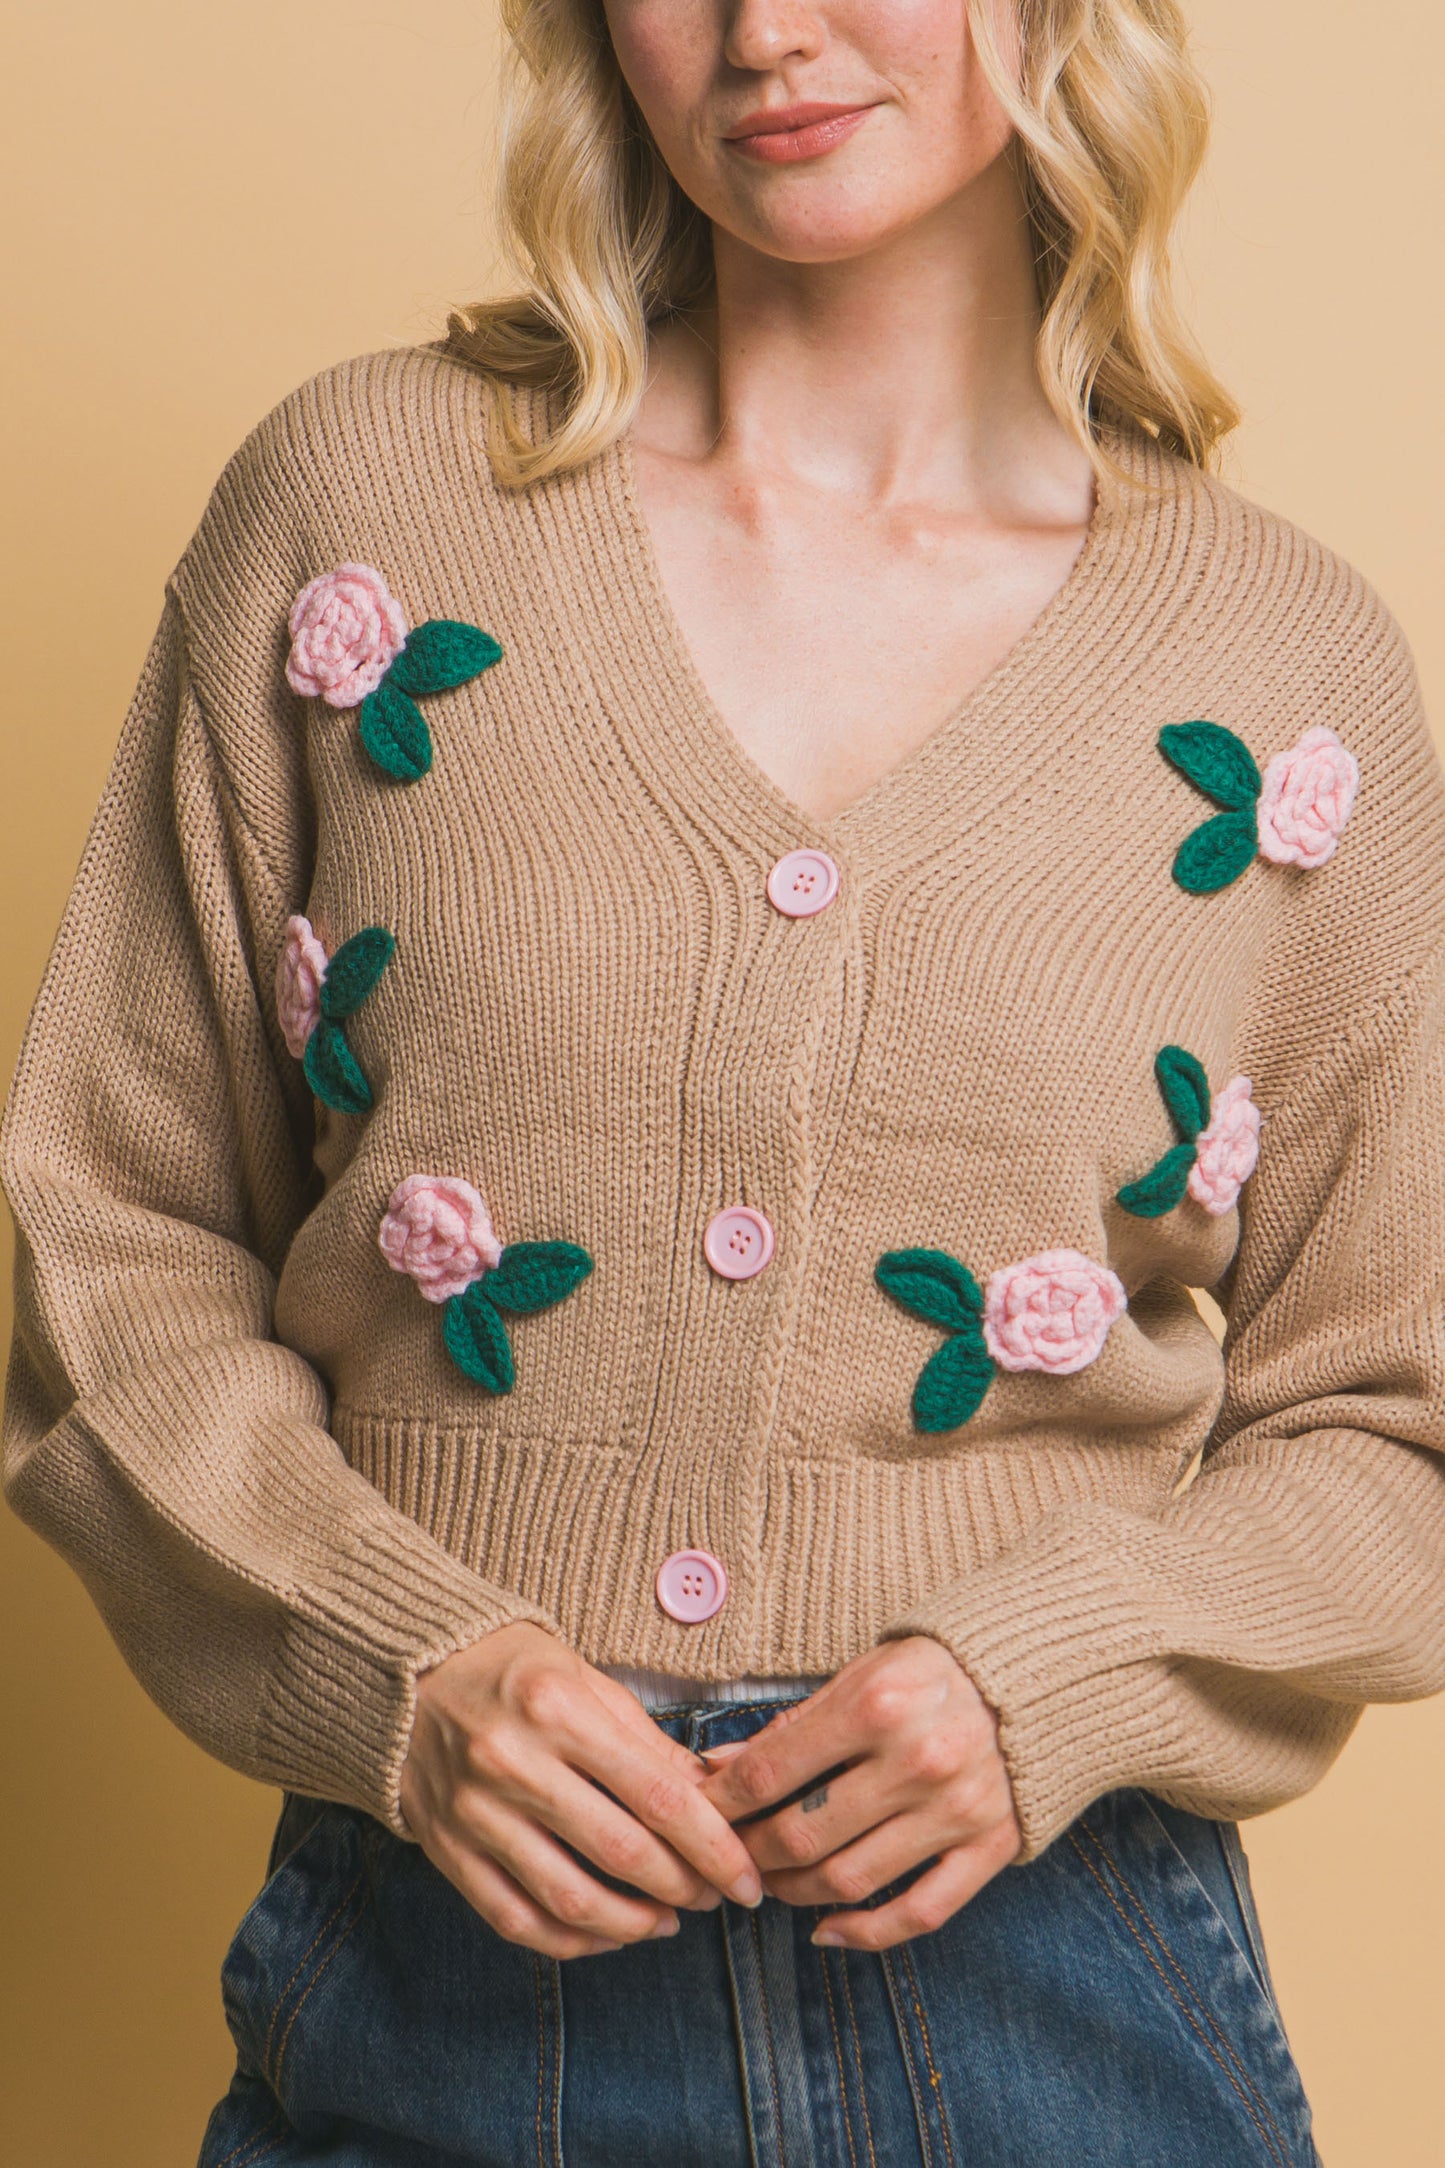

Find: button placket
[662,844,846,1630]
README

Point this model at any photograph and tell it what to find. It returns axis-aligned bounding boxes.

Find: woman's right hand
[398,1620,766,1958]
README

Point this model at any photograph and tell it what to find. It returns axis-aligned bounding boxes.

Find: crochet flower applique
[379,1174,593,1393]
[1116,1044,1261,1218]
[276,914,395,1114]
[1159,719,1359,893]
[875,1246,1128,1434]
[285,562,502,783]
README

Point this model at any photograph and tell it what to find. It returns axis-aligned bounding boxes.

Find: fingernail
[647,1914,681,1939]
[699,1740,747,1760]
[811,1929,844,1947]
[585,1940,624,1956]
[730,1872,764,1908]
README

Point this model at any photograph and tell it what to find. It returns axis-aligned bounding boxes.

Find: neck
[644,146,1080,512]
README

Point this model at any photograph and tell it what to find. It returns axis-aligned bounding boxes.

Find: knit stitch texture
[4,341,1445,1862]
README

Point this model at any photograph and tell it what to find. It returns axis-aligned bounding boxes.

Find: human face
[599,0,1019,266]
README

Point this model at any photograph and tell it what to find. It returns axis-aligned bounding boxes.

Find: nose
[723,0,825,72]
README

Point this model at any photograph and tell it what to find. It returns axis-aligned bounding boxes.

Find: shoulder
[1129,442,1445,1053]
[222,339,510,495]
[1113,436,1436,860]
[170,340,509,599]
[1138,442,1422,740]
[151,342,522,863]
[163,341,522,717]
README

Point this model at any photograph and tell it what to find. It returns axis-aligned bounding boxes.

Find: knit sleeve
[0,587,560,1838]
[879,931,1445,1859]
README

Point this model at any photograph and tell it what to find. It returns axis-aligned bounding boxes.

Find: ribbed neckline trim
[488,372,1190,868]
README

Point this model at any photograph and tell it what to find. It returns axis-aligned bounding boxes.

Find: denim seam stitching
[211,2108,288,2168]
[877,1948,937,2168]
[548,1956,565,2168]
[226,2137,287,2168]
[270,1895,368,2094]
[717,1904,765,2164]
[532,1954,547,2168]
[817,1947,863,2168]
[260,1868,366,2079]
[836,1951,881,2168]
[898,1940,957,2168]
[1136,1795,1274,2000]
[1066,1827,1288,2167]
[748,1908,787,2152]
[1078,1819,1292,2154]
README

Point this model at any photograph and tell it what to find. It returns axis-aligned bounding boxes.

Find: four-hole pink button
[655,1548,729,1624]
[703,1204,775,1279]
[767,848,840,917]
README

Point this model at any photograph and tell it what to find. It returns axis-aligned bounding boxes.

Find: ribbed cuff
[876,1504,1194,1860]
[257,1522,561,1841]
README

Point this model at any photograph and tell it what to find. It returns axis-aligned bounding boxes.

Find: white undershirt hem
[595,1663,830,1711]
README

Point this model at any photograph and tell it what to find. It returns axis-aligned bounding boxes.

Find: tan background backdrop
[2,2,1440,2158]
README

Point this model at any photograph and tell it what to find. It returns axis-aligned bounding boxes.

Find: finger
[585,1669,711,1763]
[528,1760,727,1911]
[697,1695,864,1823]
[429,1826,628,1961]
[566,1674,723,1797]
[727,1755,928,1876]
[558,1700,766,1907]
[569,1681,730,1908]
[754,1805,942,1905]
[809,1831,1018,1952]
[456,1794,684,1946]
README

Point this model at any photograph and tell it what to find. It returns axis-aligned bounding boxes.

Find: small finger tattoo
[801,1784,830,1814]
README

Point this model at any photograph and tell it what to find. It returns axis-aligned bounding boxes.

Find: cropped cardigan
[5,339,1445,1864]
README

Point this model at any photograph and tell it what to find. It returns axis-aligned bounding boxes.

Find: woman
[4,0,1442,2160]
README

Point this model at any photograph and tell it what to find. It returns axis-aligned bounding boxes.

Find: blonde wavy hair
[446,0,1239,488]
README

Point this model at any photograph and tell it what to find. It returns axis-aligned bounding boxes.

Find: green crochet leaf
[1155,1045,1211,1142]
[302,1017,372,1114]
[485,1240,594,1315]
[1115,1142,1196,1218]
[1172,810,1259,894]
[875,1248,984,1333]
[390,619,504,697]
[911,1330,995,1433]
[1157,720,1262,813]
[443,1282,515,1393]
[320,926,396,1021]
[359,678,432,781]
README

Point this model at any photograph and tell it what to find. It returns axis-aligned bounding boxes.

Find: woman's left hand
[695,1635,1022,1950]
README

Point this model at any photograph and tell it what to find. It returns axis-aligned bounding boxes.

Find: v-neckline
[606,410,1144,849]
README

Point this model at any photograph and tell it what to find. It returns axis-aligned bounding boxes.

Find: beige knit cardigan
[5,340,1445,1865]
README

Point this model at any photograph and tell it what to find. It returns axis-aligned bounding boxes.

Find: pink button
[767,849,840,917]
[656,1548,729,1624]
[703,1205,775,1279]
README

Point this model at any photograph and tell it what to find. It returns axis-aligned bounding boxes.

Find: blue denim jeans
[198,1695,1320,2166]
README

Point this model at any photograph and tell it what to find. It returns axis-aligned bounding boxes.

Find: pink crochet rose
[983,1249,1128,1376]
[1188,1074,1261,1215]
[1257,724,1359,869]
[378,1174,503,1304]
[286,562,409,708]
[275,914,329,1058]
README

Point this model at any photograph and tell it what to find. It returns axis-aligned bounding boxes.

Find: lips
[723,101,870,140]
[727,101,875,162]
